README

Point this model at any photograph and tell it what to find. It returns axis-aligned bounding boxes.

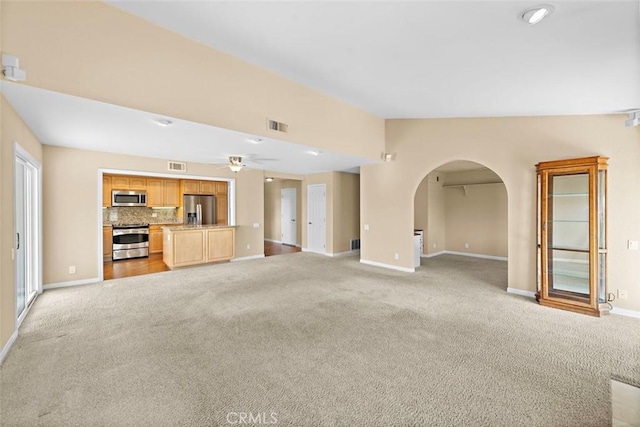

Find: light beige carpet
[1,253,639,426]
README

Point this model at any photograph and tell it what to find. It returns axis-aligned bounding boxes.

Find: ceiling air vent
[267,118,288,133]
[168,161,187,172]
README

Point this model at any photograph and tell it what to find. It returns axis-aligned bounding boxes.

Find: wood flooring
[103,254,170,280]
[264,241,301,257]
[104,241,300,280]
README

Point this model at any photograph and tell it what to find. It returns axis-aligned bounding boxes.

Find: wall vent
[350,238,361,251]
[168,161,187,172]
[267,118,288,133]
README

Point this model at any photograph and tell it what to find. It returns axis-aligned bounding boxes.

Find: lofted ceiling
[108,0,640,118]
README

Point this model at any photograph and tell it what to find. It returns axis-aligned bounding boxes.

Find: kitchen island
[162,225,235,269]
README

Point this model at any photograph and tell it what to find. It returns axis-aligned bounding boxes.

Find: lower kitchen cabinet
[149,225,163,254]
[163,226,235,269]
[103,226,112,259]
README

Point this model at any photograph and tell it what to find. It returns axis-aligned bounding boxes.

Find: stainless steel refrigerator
[183,195,216,225]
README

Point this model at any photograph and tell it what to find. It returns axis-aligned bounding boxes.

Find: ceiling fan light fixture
[248,137,263,144]
[520,4,555,25]
[265,177,274,182]
[229,164,242,173]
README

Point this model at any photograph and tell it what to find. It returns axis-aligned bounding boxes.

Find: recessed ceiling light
[307,150,321,156]
[248,137,263,144]
[154,118,172,127]
[520,4,555,25]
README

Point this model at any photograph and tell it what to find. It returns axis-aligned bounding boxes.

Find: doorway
[15,144,42,325]
[281,188,297,246]
[307,184,327,254]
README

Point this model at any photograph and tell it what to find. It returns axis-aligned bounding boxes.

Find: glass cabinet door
[546,173,590,300]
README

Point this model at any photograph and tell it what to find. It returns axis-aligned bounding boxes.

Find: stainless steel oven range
[112,223,149,261]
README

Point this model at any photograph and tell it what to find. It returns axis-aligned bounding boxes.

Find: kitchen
[102,172,235,279]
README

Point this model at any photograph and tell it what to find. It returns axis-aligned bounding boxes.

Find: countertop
[102,222,183,227]
[162,224,236,231]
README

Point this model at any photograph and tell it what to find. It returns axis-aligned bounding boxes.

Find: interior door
[281,188,297,246]
[307,184,326,254]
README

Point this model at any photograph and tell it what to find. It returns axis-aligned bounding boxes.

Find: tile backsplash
[103,207,181,225]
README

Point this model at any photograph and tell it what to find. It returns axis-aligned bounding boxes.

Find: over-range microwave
[112,190,147,207]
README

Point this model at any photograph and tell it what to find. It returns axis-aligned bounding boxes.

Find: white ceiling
[1,82,375,175]
[108,0,640,119]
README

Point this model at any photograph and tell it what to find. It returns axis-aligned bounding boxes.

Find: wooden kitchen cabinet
[149,225,163,254]
[182,180,200,195]
[207,228,234,262]
[148,179,180,207]
[216,195,228,225]
[111,175,146,190]
[215,181,228,195]
[103,226,112,259]
[102,176,112,207]
[164,180,180,206]
[199,180,215,195]
[163,226,235,269]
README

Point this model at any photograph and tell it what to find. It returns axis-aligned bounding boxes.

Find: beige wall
[426,173,446,255]
[2,0,384,160]
[362,115,640,312]
[444,183,507,257]
[264,179,302,246]
[333,172,360,254]
[1,96,43,352]
[42,146,264,285]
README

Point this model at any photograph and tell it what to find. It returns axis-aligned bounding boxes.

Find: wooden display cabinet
[102,176,112,207]
[536,156,608,317]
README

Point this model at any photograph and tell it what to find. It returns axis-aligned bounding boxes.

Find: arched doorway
[413,160,508,290]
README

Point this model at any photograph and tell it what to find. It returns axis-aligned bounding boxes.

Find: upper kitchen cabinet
[180,179,216,195]
[216,181,228,196]
[181,180,199,195]
[147,178,180,207]
[111,176,147,190]
[102,175,112,207]
[199,181,215,195]
[216,195,228,225]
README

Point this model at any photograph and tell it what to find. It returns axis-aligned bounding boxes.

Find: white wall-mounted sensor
[2,53,27,82]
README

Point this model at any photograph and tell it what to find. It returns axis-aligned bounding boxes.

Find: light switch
[253,223,260,228]
[364,224,370,231]
[628,240,639,250]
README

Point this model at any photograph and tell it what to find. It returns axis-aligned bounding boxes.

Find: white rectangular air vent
[168,161,187,172]
[267,118,288,133]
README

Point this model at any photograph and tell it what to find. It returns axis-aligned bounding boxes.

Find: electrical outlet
[246,244,250,250]
[394,253,399,260]
[69,266,76,274]
[151,213,158,218]
[433,243,436,249]
[464,243,470,249]
[628,240,639,250]
[618,289,628,299]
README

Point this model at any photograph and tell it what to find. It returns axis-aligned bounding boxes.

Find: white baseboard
[264,238,282,244]
[611,307,640,319]
[359,259,415,273]
[231,254,266,262]
[0,330,18,365]
[44,277,101,290]
[507,287,537,298]
[422,251,446,258]
[442,251,508,262]
[328,250,361,258]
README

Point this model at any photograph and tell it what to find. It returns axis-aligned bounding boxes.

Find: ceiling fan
[227,156,245,173]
